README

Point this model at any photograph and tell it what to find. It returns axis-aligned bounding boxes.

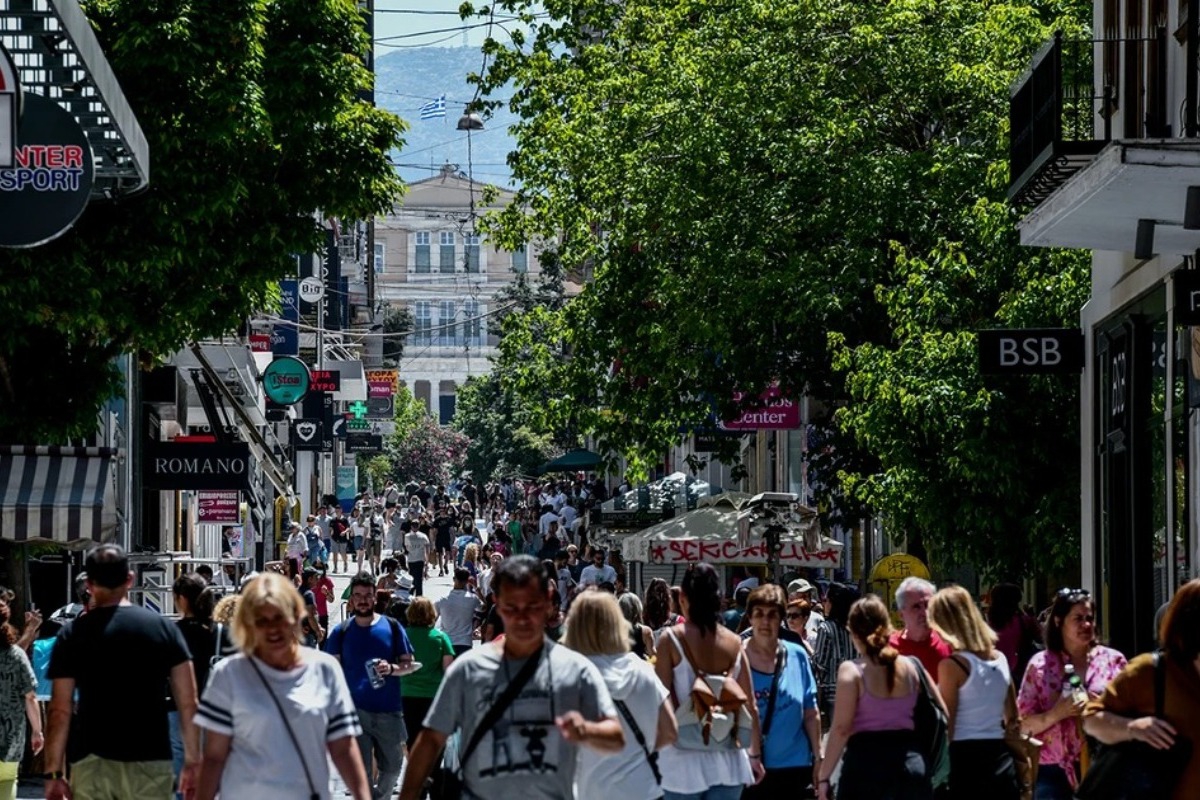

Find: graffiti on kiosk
[649,538,840,565]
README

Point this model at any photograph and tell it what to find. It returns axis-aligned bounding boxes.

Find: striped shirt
[812,618,856,697]
[195,650,361,799]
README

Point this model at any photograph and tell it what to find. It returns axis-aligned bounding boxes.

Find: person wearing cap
[788,578,824,647]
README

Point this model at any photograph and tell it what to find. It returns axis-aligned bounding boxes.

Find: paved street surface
[16,564,456,799]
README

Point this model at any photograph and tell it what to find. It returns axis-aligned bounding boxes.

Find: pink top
[1017,646,1127,787]
[851,660,918,733]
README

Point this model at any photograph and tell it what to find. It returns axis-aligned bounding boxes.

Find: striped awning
[0,446,118,545]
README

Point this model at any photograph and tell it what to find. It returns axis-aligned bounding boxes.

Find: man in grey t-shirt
[398,556,624,800]
[437,568,482,657]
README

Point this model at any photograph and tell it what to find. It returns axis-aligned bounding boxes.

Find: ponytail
[848,594,899,689]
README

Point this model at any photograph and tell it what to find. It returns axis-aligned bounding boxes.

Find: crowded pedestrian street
[4,0,1200,797]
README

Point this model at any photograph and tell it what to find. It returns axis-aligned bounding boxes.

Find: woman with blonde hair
[817,594,939,800]
[463,543,480,580]
[401,597,455,748]
[564,590,678,800]
[926,586,1018,800]
[194,572,370,800]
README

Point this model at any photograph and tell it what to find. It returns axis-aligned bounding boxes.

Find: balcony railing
[1009,31,1172,206]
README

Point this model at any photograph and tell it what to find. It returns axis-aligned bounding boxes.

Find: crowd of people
[0,474,1198,800]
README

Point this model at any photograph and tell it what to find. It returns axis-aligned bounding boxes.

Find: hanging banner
[336,465,358,513]
[197,491,241,524]
[719,384,801,430]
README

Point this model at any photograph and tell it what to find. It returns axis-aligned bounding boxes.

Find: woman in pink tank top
[816,595,943,800]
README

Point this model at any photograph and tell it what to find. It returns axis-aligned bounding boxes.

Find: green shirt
[402,625,455,698]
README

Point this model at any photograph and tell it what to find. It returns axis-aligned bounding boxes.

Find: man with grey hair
[888,576,952,681]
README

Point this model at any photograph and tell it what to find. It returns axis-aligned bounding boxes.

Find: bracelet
[749,754,762,760]
[818,779,831,784]
[43,771,65,781]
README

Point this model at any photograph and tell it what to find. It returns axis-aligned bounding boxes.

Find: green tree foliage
[453,371,558,480]
[381,304,414,365]
[385,412,469,486]
[470,0,1090,576]
[0,0,405,441]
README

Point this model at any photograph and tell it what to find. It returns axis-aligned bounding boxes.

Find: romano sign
[144,442,251,491]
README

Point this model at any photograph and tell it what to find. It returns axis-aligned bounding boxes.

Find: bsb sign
[978,328,1084,374]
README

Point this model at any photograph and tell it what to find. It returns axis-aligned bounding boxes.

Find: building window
[414,301,432,343]
[511,245,527,273]
[439,232,456,274]
[464,300,482,345]
[464,233,481,273]
[439,300,457,345]
[373,242,385,274]
[414,232,430,273]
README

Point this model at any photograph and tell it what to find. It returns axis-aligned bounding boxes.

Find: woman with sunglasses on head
[1015,588,1126,800]
[786,600,816,658]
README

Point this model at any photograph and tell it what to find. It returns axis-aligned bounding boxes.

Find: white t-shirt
[405,530,430,562]
[195,650,361,800]
[539,511,559,537]
[575,653,667,800]
[285,531,308,558]
[559,505,578,529]
[579,564,617,587]
[437,589,482,646]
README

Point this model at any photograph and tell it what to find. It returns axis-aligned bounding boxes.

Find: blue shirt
[751,641,819,769]
[325,615,413,713]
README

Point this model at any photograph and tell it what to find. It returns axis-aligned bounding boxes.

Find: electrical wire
[257,301,517,337]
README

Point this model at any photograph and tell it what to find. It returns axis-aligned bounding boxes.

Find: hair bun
[866,628,889,651]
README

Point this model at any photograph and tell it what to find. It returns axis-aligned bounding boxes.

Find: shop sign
[366,369,397,398]
[272,280,299,356]
[309,369,340,393]
[345,433,383,453]
[248,333,271,352]
[336,465,358,513]
[145,442,250,490]
[298,276,324,304]
[694,430,741,452]
[261,356,310,405]
[197,491,240,524]
[0,92,95,248]
[719,385,800,430]
[0,43,17,168]
[291,417,325,451]
[1174,270,1200,325]
[624,536,842,568]
[978,328,1083,374]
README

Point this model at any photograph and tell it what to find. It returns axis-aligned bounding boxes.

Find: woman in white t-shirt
[928,586,1019,800]
[563,590,678,800]
[194,572,370,800]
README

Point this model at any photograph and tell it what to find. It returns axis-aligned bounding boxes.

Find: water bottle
[366,659,386,690]
[1063,663,1086,704]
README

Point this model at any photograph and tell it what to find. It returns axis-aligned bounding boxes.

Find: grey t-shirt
[425,639,617,800]
[437,589,482,646]
[405,530,430,563]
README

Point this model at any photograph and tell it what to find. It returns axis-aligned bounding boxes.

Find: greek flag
[419,94,446,121]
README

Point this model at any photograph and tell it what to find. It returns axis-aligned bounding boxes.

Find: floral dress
[1017,645,1127,788]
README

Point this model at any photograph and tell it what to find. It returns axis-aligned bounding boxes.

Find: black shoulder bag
[437,646,544,800]
[248,658,321,800]
[760,645,786,740]
[1075,651,1192,800]
[615,699,662,785]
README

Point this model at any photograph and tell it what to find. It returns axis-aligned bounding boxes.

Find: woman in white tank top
[927,587,1019,800]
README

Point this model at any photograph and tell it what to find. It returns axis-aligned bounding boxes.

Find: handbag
[435,645,544,800]
[248,658,320,800]
[1004,680,1041,800]
[909,656,950,791]
[1075,651,1192,800]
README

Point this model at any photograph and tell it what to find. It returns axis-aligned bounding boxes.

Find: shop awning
[0,446,118,545]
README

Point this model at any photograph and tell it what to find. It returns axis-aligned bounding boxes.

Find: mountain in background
[375,46,519,188]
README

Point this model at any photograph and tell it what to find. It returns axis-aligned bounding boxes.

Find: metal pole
[1166,274,1178,595]
[1188,0,1198,136]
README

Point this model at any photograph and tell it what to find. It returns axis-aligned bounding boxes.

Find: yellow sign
[365,369,400,393]
[868,553,931,608]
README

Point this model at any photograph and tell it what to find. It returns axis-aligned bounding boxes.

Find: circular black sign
[0,92,94,248]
